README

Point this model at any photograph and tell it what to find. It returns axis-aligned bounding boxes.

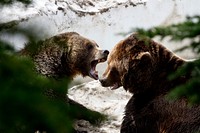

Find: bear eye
[110,67,117,73]
[87,44,94,50]
[110,66,120,77]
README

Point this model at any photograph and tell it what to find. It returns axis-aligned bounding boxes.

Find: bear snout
[99,49,109,59]
[99,78,108,87]
[102,50,109,56]
[95,49,109,62]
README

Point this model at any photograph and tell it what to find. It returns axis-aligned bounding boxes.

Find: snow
[0,0,45,23]
[0,1,140,132]
[0,0,147,23]
[1,0,200,132]
[68,80,132,133]
[66,0,147,15]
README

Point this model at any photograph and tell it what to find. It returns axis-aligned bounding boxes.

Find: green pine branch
[134,16,200,104]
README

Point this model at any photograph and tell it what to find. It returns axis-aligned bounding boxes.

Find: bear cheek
[99,75,114,87]
[100,69,116,87]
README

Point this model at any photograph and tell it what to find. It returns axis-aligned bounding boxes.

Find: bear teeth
[111,83,120,90]
[90,57,107,80]
[97,58,106,63]
[89,69,98,80]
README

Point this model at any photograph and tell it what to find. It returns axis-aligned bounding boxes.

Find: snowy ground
[68,80,132,133]
[1,0,200,132]
[0,1,141,132]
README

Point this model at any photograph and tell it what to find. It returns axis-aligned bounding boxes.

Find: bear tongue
[89,69,98,80]
[90,60,99,80]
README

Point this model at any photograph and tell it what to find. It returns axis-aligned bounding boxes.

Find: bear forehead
[108,39,149,61]
[107,48,121,64]
[71,35,98,46]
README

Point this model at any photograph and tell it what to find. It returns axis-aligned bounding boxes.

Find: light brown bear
[100,33,200,133]
[21,32,109,80]
[20,32,109,132]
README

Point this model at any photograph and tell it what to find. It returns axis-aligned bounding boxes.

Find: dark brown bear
[100,33,200,133]
[20,32,109,132]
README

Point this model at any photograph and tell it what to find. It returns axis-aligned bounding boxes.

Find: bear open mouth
[111,82,121,90]
[89,58,107,80]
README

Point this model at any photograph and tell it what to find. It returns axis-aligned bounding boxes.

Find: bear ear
[125,52,152,70]
[135,52,152,61]
[133,51,153,67]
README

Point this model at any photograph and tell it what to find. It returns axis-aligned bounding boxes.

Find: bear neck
[150,49,187,96]
[33,46,76,79]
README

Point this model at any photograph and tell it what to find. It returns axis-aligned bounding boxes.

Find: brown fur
[20,32,109,132]
[21,32,109,79]
[100,33,200,133]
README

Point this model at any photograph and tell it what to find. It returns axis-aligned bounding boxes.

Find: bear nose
[99,78,106,87]
[103,50,109,56]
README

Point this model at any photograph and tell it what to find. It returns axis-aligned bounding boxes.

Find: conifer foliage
[135,16,200,104]
[0,39,76,132]
[0,1,104,132]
